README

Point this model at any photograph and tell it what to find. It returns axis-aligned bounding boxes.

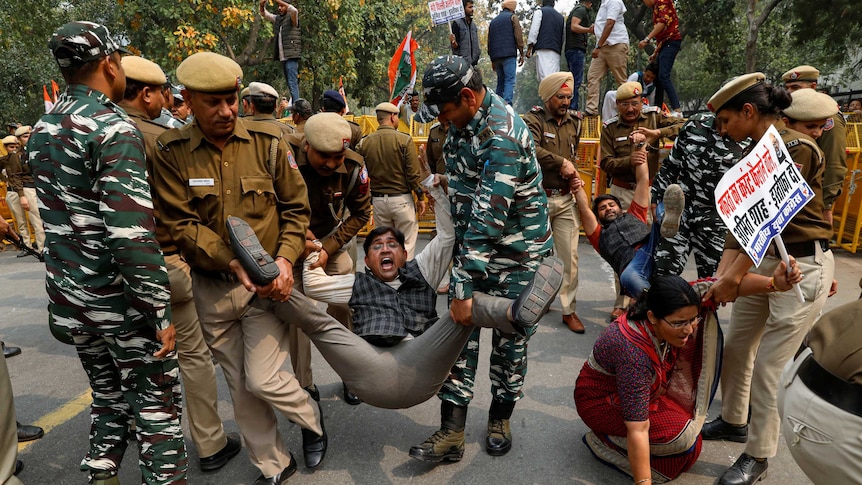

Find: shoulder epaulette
[430,121,441,130]
[529,105,545,114]
[156,128,188,151]
[244,119,282,138]
[344,148,364,164]
[642,105,661,114]
[570,110,584,120]
[603,116,619,127]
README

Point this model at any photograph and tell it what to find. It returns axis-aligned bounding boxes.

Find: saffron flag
[339,77,350,113]
[43,85,54,113]
[51,79,60,103]
[388,31,418,108]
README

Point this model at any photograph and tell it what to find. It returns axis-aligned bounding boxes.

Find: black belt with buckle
[195,269,239,283]
[371,192,409,198]
[784,239,829,258]
[797,353,862,418]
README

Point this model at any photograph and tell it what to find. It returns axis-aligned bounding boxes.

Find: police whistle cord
[3,236,44,261]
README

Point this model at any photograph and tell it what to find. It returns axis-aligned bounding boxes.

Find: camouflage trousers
[438,322,537,407]
[73,328,187,484]
[654,208,725,279]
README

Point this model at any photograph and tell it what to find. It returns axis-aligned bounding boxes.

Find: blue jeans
[564,48,586,110]
[619,203,665,298]
[654,39,681,110]
[282,59,300,102]
[494,57,517,105]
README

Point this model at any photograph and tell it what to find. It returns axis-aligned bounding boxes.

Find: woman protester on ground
[575,265,801,483]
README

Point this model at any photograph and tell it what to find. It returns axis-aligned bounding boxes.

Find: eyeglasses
[618,101,642,108]
[661,315,702,329]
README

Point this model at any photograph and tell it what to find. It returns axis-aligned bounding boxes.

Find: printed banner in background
[428,0,465,25]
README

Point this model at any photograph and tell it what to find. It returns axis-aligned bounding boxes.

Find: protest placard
[714,124,814,268]
[428,0,465,25]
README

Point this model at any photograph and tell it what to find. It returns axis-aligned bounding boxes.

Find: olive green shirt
[356,124,425,199]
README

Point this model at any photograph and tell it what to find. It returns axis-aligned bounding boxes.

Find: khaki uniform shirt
[600,107,684,186]
[425,123,448,175]
[524,106,583,190]
[252,113,296,138]
[287,133,371,256]
[818,113,847,209]
[152,117,310,271]
[808,299,862,384]
[356,125,424,199]
[348,120,362,149]
[123,105,179,255]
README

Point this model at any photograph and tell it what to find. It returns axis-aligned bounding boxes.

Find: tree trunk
[744,0,785,72]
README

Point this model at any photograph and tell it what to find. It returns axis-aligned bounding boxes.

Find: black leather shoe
[200,432,242,471]
[253,452,297,485]
[343,383,362,405]
[301,408,327,469]
[14,460,23,476]
[718,454,768,485]
[2,342,21,358]
[702,416,748,442]
[304,384,320,402]
[17,422,44,442]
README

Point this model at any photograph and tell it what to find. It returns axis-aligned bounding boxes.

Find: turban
[502,0,517,11]
[539,72,574,104]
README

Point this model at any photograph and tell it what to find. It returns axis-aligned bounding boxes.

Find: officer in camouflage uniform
[29,22,186,484]
[118,55,242,472]
[781,65,847,224]
[651,112,747,278]
[410,55,553,462]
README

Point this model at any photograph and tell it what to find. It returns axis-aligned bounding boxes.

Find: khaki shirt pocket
[188,184,220,217]
[240,176,277,217]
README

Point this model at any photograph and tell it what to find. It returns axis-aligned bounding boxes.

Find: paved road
[4,236,856,484]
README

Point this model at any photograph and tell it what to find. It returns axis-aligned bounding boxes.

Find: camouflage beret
[783,89,839,121]
[615,81,643,101]
[707,72,765,113]
[172,85,185,102]
[422,55,475,106]
[177,52,242,93]
[304,113,351,153]
[249,82,279,98]
[291,98,313,117]
[121,56,167,85]
[2,135,18,145]
[782,65,820,84]
[375,102,400,114]
[49,21,129,68]
[13,125,31,137]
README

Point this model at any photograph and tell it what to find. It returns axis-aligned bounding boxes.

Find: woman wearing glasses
[574,270,800,483]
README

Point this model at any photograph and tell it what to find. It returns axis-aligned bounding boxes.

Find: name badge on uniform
[189,178,215,187]
[615,136,628,142]
[544,132,556,139]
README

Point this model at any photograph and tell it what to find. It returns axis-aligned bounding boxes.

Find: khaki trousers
[372,194,419,259]
[4,192,29,246]
[779,349,862,485]
[20,187,44,250]
[585,43,629,115]
[0,349,22,485]
[548,194,579,314]
[720,247,834,458]
[165,254,226,458]
[192,275,322,478]
[289,249,354,388]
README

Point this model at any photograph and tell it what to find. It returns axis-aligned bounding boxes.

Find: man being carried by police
[573,131,684,300]
[284,112,371,406]
[523,71,586,334]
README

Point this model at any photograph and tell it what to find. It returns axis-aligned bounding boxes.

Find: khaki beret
[375,102,400,114]
[249,82,279,98]
[539,71,574,103]
[304,113,352,153]
[13,125,31,137]
[2,135,18,145]
[177,52,242,93]
[707,72,765,113]
[783,89,839,121]
[782,65,819,83]
[121,56,167,85]
[240,87,250,99]
[616,81,643,101]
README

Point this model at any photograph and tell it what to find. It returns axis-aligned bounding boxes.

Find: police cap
[177,52,242,93]
[782,65,820,84]
[304,113,352,153]
[375,102,400,114]
[122,56,167,86]
[615,81,643,102]
[707,72,766,113]
[783,89,839,121]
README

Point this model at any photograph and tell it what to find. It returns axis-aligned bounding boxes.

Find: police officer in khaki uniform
[701,73,835,485]
[357,102,427,259]
[290,98,313,134]
[523,71,585,333]
[151,52,326,484]
[424,119,449,175]
[118,55,242,472]
[320,89,362,148]
[779,298,862,485]
[781,65,847,225]
[248,81,295,137]
[284,112,371,405]
[599,81,683,319]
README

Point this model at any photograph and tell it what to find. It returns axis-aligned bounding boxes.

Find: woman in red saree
[575,268,799,483]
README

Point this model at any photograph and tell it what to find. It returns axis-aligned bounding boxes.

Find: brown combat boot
[408,402,467,463]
